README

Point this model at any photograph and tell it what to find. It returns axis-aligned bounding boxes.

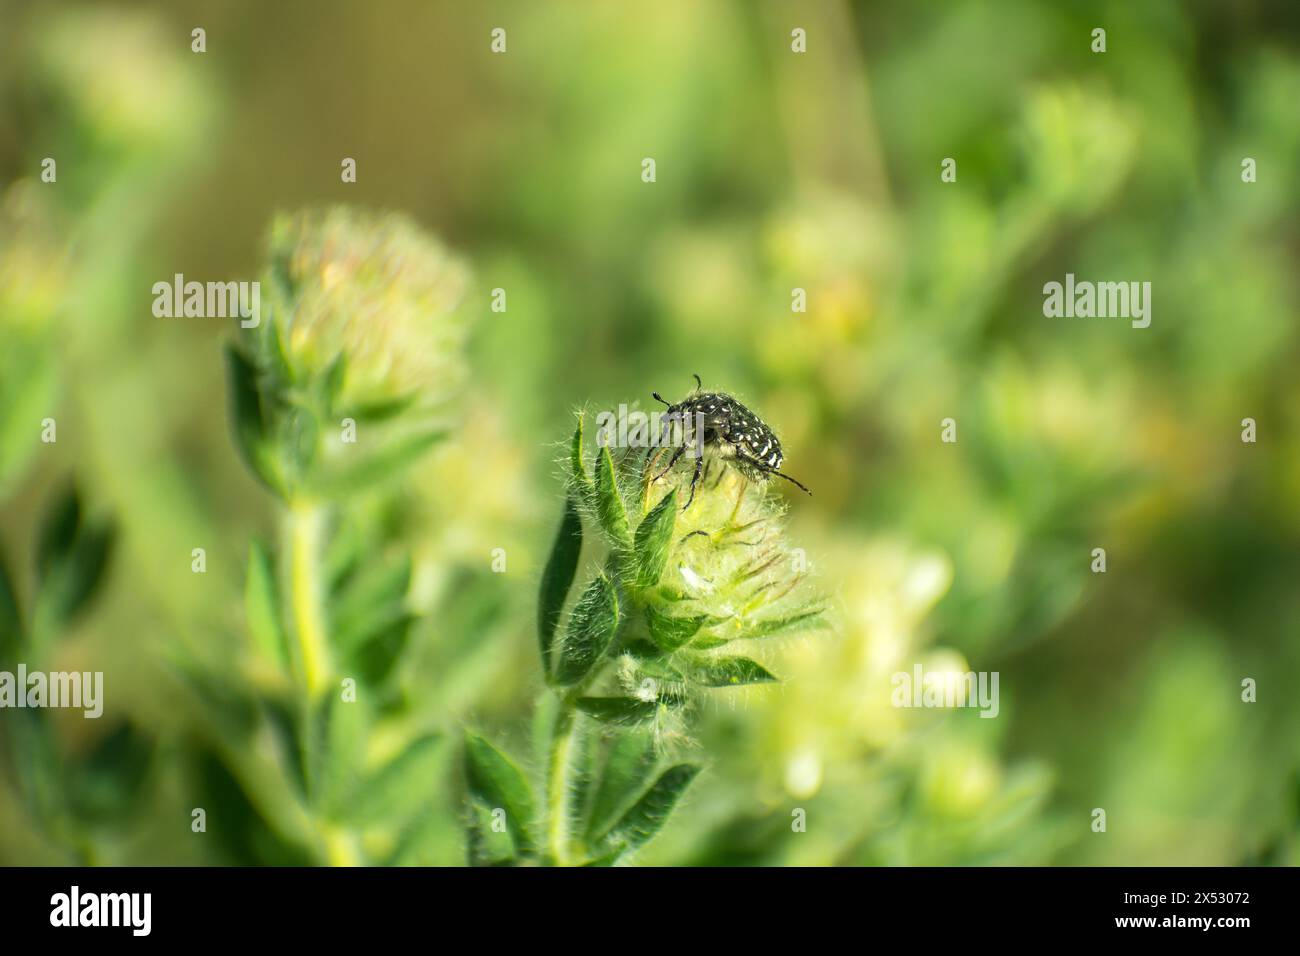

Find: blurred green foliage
[0,0,1297,865]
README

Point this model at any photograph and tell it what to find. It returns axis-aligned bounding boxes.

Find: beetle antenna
[771,469,812,495]
[652,391,670,407]
[692,373,703,391]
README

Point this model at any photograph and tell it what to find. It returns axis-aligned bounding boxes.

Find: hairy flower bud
[227,207,473,498]
[261,207,471,411]
[548,410,829,719]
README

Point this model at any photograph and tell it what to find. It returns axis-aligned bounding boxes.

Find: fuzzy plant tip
[226,206,473,499]
[259,205,471,411]
[472,405,832,867]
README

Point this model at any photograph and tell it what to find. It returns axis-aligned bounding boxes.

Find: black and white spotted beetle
[648,375,812,510]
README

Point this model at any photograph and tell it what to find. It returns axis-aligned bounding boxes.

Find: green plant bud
[559,411,829,708]
[228,207,473,497]
[260,207,471,412]
[32,10,208,156]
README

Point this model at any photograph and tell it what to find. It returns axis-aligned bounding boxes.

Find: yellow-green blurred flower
[262,207,471,411]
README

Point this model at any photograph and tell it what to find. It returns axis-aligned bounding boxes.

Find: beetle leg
[682,454,705,510]
[653,444,686,482]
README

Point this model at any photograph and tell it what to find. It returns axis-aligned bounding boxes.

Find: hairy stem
[283,500,331,698]
[545,696,578,865]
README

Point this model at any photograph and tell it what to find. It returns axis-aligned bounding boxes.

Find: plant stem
[284,499,331,698]
[545,696,578,865]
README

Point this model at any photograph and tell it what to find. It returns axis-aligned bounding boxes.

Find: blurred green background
[1,0,1298,865]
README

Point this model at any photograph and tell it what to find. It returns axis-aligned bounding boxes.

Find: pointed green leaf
[690,656,778,687]
[463,732,537,856]
[309,426,447,496]
[244,540,287,669]
[35,483,80,582]
[340,613,417,687]
[321,353,348,413]
[466,801,518,866]
[601,763,701,855]
[585,730,659,840]
[621,640,685,683]
[35,508,114,632]
[690,634,730,651]
[224,343,282,494]
[566,717,600,838]
[347,733,445,827]
[0,550,22,661]
[310,693,370,816]
[331,556,412,652]
[633,490,677,587]
[593,446,631,548]
[66,721,153,823]
[570,414,591,490]
[646,605,706,652]
[575,697,660,727]
[737,608,827,640]
[537,496,583,680]
[581,849,624,866]
[554,571,620,686]
[346,391,419,424]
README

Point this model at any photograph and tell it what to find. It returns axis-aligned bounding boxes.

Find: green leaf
[0,550,22,662]
[66,722,154,823]
[35,483,80,582]
[310,694,369,816]
[330,555,414,687]
[537,496,583,680]
[570,414,591,489]
[621,640,685,683]
[466,801,518,866]
[633,490,677,588]
[737,607,827,641]
[224,343,282,494]
[566,718,599,837]
[192,748,315,866]
[645,605,706,652]
[585,730,659,840]
[262,314,297,387]
[281,404,320,478]
[689,656,778,687]
[346,391,419,424]
[0,349,55,496]
[331,557,412,652]
[309,426,447,496]
[340,613,417,687]
[554,571,620,686]
[575,697,660,727]
[593,446,631,548]
[690,634,730,651]
[581,849,624,866]
[33,487,115,631]
[244,540,287,669]
[321,353,348,412]
[463,732,537,856]
[600,763,701,855]
[347,734,445,827]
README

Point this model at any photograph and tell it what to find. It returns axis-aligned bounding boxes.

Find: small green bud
[260,207,471,411]
[228,206,473,498]
[559,411,829,709]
